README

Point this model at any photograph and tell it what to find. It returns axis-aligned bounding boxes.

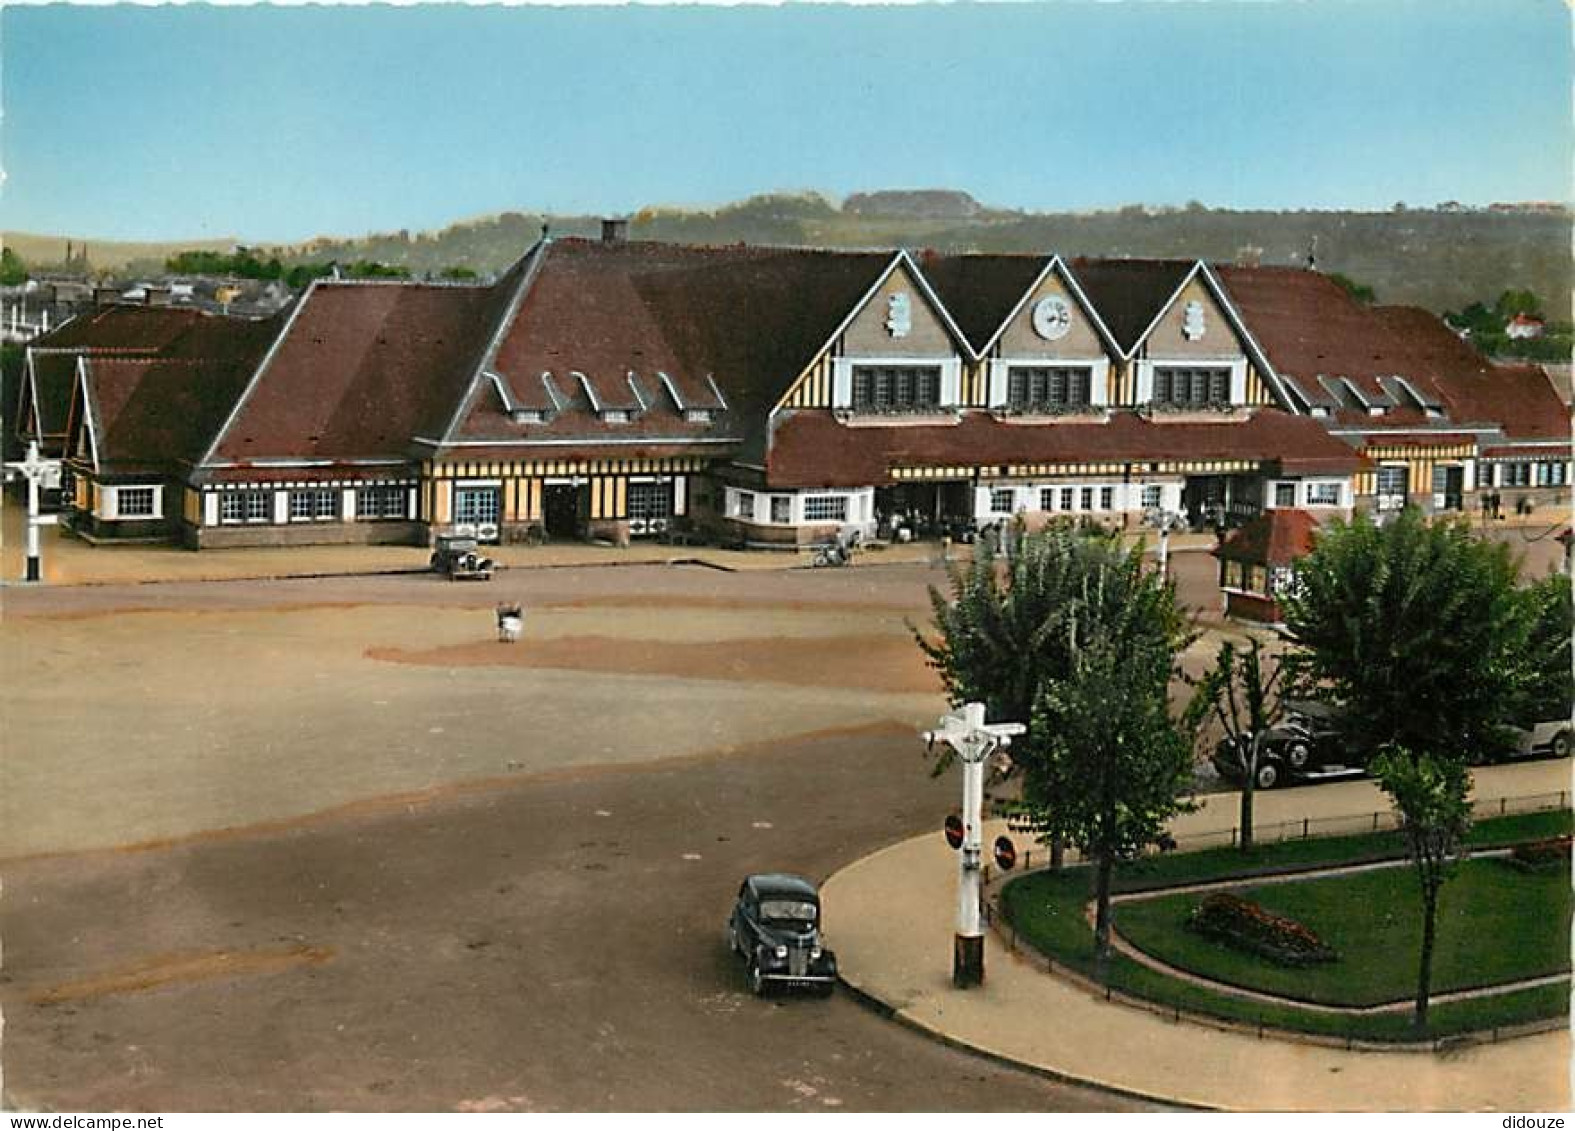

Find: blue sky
[3,1,1570,243]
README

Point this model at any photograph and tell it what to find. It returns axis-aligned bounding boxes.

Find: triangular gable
[1130,260,1297,410]
[771,251,972,415]
[17,351,41,441]
[981,255,1124,360]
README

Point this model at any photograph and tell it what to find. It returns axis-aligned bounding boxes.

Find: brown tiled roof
[1215,508,1321,565]
[210,280,513,463]
[1216,267,1569,442]
[1357,432,1479,448]
[31,306,211,353]
[459,239,891,463]
[766,408,1365,488]
[1065,258,1193,353]
[918,252,1050,352]
[83,355,262,471]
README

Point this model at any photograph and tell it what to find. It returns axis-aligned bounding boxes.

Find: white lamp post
[923,702,1025,988]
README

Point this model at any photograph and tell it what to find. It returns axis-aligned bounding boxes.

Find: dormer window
[601,409,631,425]
[685,408,715,424]
[511,408,546,425]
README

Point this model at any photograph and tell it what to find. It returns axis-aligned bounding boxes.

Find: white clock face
[1032,295,1073,341]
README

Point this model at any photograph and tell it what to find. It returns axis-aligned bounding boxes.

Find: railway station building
[18,227,1569,551]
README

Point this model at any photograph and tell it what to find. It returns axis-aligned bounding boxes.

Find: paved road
[1,725,1159,1112]
[1,567,1159,1111]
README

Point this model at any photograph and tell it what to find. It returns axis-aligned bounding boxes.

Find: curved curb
[823,838,1220,1111]
[832,971,1211,1111]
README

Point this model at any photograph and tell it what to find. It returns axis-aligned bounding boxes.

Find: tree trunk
[1415,882,1438,1031]
[1093,850,1115,972]
[1050,833,1065,872]
[1239,733,1260,854]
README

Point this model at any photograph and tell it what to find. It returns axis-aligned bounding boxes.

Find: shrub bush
[1187,891,1339,966]
[1506,835,1573,873]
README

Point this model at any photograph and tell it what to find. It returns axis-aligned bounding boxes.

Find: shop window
[1142,485,1163,510]
[1502,463,1532,488]
[770,496,791,524]
[733,491,756,520]
[990,488,1015,513]
[1274,482,1297,508]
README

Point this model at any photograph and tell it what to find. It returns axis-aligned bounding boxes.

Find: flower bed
[1505,835,1573,873]
[1187,891,1339,966]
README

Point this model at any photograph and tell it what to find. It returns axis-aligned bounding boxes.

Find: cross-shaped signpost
[12,441,49,582]
[923,702,1025,988]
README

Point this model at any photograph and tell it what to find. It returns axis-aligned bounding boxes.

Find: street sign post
[923,702,1025,988]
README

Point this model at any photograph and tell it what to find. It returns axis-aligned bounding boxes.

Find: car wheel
[1286,741,1312,769]
[1553,730,1573,759]
[748,959,767,997]
[1254,761,1281,790]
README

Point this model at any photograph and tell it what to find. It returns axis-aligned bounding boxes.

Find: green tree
[0,246,29,286]
[1495,288,1542,320]
[1192,637,1286,852]
[913,523,1193,871]
[1279,509,1533,762]
[439,265,479,280]
[1027,630,1198,967]
[1515,572,1574,724]
[1329,273,1376,305]
[1367,747,1472,1030]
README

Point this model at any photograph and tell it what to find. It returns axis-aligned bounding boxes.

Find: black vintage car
[1209,699,1363,789]
[726,873,837,997]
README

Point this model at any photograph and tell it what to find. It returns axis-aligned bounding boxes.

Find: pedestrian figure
[496,602,524,643]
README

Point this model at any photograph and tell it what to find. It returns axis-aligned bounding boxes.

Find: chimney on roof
[601,218,629,245]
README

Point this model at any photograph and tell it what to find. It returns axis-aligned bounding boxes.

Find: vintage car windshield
[760,899,817,928]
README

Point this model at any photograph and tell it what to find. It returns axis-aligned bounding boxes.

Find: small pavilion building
[1214,507,1321,623]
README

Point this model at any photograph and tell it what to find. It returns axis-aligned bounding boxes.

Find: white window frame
[357,484,409,520]
[802,494,849,523]
[220,490,272,525]
[833,355,963,411]
[1137,357,1247,406]
[109,484,162,521]
[731,489,757,522]
[1375,464,1409,511]
[1304,480,1343,507]
[290,487,339,522]
[989,487,1016,514]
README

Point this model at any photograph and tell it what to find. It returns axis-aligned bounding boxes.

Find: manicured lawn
[998,811,1573,1041]
[1115,858,1572,1007]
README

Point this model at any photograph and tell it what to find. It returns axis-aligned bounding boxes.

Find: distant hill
[9,193,1571,315]
[2,231,236,273]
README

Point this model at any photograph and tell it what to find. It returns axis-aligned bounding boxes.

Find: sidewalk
[823,761,1573,1112]
[0,498,1222,588]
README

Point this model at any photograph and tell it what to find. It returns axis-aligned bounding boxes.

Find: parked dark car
[726,873,837,997]
[429,534,494,581]
[1210,699,1363,790]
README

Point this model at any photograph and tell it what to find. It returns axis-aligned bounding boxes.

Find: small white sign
[885,292,912,338]
[1183,299,1207,341]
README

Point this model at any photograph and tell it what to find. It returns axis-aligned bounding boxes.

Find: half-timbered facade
[24,231,1568,552]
